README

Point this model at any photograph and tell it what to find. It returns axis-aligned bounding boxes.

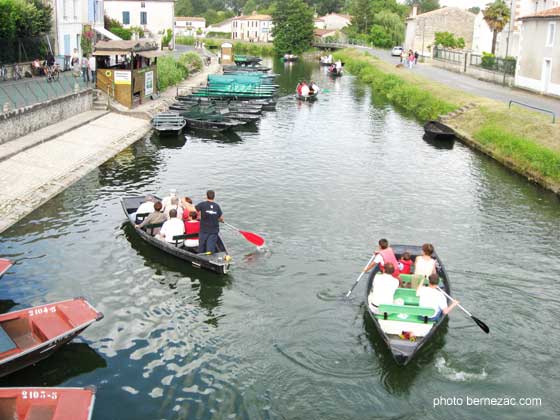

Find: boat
[364,244,452,366]
[121,196,231,274]
[282,54,299,62]
[320,60,333,66]
[423,120,456,139]
[0,259,12,279]
[0,387,96,419]
[0,298,103,378]
[151,112,186,135]
[327,66,343,77]
[296,91,319,102]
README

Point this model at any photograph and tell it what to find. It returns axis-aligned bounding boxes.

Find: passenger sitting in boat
[164,197,183,220]
[335,60,342,71]
[157,209,185,243]
[296,82,303,96]
[136,201,167,234]
[301,82,310,97]
[363,238,401,279]
[398,251,413,274]
[162,188,178,212]
[416,273,459,321]
[414,243,437,277]
[368,263,401,314]
[181,196,197,217]
[136,195,156,222]
[184,211,200,248]
[310,81,320,94]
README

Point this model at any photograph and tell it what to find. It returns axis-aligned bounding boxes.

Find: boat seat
[376,304,436,324]
[25,405,55,420]
[145,222,164,236]
[399,274,428,287]
[1,318,37,349]
[172,233,198,247]
[31,314,71,340]
[393,288,420,306]
[0,325,16,354]
[135,212,150,224]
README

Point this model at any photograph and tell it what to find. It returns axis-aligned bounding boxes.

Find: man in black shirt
[195,190,224,253]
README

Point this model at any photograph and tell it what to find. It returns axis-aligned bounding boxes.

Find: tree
[176,0,194,16]
[370,10,404,48]
[272,0,314,55]
[468,6,481,14]
[483,0,510,54]
[405,0,440,13]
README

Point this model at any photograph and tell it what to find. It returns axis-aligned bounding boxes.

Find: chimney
[412,4,418,17]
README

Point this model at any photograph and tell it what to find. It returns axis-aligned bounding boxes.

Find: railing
[509,100,556,123]
[433,47,463,64]
[0,72,89,112]
[471,53,516,76]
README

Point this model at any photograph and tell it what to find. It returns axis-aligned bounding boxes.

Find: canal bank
[0,59,221,234]
[335,49,560,195]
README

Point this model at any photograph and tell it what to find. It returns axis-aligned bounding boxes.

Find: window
[140,11,148,25]
[122,11,130,25]
[141,1,145,7]
[546,22,556,47]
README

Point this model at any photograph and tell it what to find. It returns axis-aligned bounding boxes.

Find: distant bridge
[312,41,372,50]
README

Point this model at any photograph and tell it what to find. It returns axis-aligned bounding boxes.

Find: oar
[346,254,375,298]
[223,222,265,247]
[437,287,490,334]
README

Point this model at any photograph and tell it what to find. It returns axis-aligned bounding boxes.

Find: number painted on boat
[21,390,58,400]
[28,306,56,317]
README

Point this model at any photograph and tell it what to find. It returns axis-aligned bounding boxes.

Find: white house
[232,12,273,42]
[175,16,205,37]
[56,0,113,57]
[314,18,326,29]
[206,18,233,37]
[318,13,352,30]
[104,0,175,42]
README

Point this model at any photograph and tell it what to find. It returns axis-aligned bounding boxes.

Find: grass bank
[175,37,275,56]
[157,52,203,91]
[334,49,560,193]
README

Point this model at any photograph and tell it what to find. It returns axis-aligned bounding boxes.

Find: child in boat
[398,251,413,274]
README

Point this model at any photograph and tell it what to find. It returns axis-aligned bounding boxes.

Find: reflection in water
[0,299,17,314]
[150,132,187,149]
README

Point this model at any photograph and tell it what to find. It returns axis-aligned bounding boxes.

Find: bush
[129,26,145,38]
[176,36,196,46]
[178,52,203,73]
[434,32,465,49]
[481,52,496,70]
[161,28,173,48]
[206,32,230,38]
[109,26,132,40]
[157,55,188,90]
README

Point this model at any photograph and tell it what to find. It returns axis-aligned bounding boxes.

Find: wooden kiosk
[220,42,233,65]
[93,40,163,108]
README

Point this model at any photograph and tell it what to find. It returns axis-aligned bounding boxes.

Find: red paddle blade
[239,230,265,247]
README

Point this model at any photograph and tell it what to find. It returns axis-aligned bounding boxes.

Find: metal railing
[471,54,516,76]
[509,100,556,123]
[0,72,89,112]
[433,47,463,64]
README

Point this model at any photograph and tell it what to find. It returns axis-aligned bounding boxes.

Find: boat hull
[0,259,12,279]
[423,121,455,139]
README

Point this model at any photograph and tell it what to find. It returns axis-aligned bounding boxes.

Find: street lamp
[503,0,515,86]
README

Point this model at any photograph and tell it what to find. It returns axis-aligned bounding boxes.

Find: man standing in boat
[196,190,224,254]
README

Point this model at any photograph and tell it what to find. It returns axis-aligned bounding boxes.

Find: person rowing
[195,190,224,254]
[363,238,401,279]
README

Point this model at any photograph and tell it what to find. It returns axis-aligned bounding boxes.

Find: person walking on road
[81,54,89,83]
[195,190,224,254]
[88,54,96,86]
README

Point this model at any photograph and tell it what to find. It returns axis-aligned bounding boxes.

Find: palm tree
[483,0,511,54]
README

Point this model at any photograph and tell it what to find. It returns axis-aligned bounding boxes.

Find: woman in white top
[414,243,437,277]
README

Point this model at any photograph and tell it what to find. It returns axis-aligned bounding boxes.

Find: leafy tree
[370,10,404,48]
[272,0,314,55]
[176,0,194,16]
[0,0,53,39]
[405,0,440,13]
[468,6,481,14]
[433,31,466,49]
[483,0,510,54]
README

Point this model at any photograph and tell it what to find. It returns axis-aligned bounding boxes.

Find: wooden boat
[364,244,451,366]
[0,259,12,279]
[121,196,231,274]
[0,298,103,378]
[327,67,343,77]
[320,61,333,66]
[296,91,319,102]
[0,387,95,419]
[282,54,299,62]
[151,112,186,135]
[423,120,456,139]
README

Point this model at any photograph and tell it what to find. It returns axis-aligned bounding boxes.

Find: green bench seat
[375,304,436,324]
[393,288,420,306]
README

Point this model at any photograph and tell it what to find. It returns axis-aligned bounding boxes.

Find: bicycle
[45,64,60,82]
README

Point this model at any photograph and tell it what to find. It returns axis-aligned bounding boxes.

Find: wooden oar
[346,254,376,298]
[223,222,265,247]
[437,287,490,334]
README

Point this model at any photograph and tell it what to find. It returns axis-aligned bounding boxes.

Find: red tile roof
[519,6,560,20]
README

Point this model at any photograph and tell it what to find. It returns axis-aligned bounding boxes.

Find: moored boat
[121,196,231,274]
[151,112,186,135]
[364,244,451,365]
[0,298,103,377]
[0,387,96,419]
[282,54,299,62]
[0,259,12,279]
[423,120,456,139]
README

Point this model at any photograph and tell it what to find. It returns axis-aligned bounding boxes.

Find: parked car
[391,46,404,57]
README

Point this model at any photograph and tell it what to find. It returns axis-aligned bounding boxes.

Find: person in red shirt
[363,238,401,279]
[184,211,200,249]
[398,251,413,274]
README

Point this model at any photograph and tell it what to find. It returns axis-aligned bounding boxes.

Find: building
[405,6,476,56]
[206,18,233,37]
[55,0,111,58]
[174,16,206,37]
[515,6,560,95]
[232,12,273,42]
[317,13,352,30]
[104,0,175,42]
[314,18,326,29]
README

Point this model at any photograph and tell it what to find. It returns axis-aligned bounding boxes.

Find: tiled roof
[519,6,560,20]
[234,14,272,21]
[314,29,337,36]
[176,16,205,22]
[407,6,475,20]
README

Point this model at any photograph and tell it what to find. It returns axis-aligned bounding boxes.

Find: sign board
[114,70,131,85]
[145,71,154,95]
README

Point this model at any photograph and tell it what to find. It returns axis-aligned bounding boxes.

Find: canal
[0,58,559,419]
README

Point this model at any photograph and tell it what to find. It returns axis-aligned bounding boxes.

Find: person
[296,82,303,96]
[184,211,200,248]
[408,50,415,69]
[400,49,406,64]
[46,52,55,67]
[414,243,437,277]
[398,251,413,274]
[364,238,401,279]
[32,59,43,76]
[335,60,342,72]
[157,209,185,243]
[300,81,310,97]
[88,54,96,85]
[310,81,320,94]
[81,54,89,83]
[164,196,183,220]
[136,201,167,234]
[416,273,459,320]
[195,190,224,253]
[328,54,333,63]
[414,51,419,64]
[135,195,156,222]
[181,197,197,218]
[162,188,178,212]
[368,263,401,314]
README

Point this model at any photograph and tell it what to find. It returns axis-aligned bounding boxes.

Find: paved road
[355,45,560,118]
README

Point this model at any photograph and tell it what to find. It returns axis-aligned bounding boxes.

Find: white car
[391,46,404,57]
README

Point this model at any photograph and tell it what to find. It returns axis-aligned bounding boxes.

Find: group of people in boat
[135,189,224,253]
[328,60,343,74]
[296,80,320,97]
[320,54,333,65]
[365,239,459,321]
